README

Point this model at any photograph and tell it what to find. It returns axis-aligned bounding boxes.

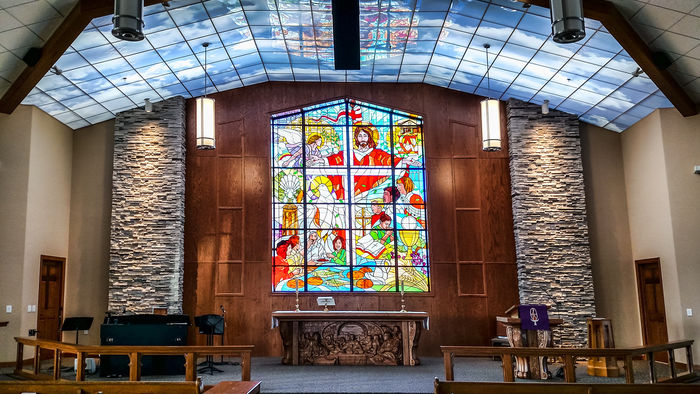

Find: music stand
[194,314,224,374]
[61,317,93,344]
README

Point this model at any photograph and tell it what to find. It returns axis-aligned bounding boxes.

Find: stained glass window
[271,99,429,293]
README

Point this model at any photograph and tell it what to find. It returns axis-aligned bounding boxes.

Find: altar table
[271,311,429,366]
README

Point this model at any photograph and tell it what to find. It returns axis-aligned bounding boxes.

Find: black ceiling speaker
[651,51,673,71]
[112,0,145,41]
[22,47,42,67]
[332,0,360,70]
[550,0,586,43]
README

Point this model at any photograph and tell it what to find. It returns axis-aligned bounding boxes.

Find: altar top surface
[271,311,429,329]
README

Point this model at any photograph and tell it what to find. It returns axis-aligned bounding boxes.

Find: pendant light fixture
[550,0,586,43]
[480,44,501,152]
[196,42,215,150]
[112,0,145,41]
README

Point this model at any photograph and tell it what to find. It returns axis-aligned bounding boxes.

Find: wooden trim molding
[516,0,697,117]
[0,0,169,115]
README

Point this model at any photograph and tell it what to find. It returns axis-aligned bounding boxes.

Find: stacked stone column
[506,98,595,347]
[108,96,186,314]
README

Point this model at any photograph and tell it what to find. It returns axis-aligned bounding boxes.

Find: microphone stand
[215,305,239,366]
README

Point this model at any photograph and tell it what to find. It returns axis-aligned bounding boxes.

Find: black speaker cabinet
[100,323,188,376]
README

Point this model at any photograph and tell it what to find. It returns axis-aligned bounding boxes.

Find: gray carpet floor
[1,357,693,393]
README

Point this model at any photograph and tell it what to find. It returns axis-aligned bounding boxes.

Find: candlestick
[294,283,300,312]
[400,280,406,312]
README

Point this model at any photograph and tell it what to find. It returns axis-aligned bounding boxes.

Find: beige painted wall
[0,106,73,362]
[20,108,73,350]
[620,109,693,361]
[580,123,641,348]
[658,109,700,361]
[64,120,114,346]
[0,106,32,361]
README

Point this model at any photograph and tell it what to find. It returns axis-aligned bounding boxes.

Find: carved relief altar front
[272,311,429,366]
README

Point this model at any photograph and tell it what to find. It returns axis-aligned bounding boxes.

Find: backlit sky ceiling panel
[22,0,673,131]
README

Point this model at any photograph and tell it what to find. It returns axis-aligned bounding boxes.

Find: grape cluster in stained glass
[271,99,429,293]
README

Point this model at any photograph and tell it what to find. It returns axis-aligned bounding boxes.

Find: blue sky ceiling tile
[24,0,674,132]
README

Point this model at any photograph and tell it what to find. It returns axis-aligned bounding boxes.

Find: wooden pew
[0,379,203,394]
[0,379,262,394]
[434,379,700,394]
[14,337,254,383]
[441,340,695,384]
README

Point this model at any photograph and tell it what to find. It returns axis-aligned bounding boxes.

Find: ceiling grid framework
[5,0,697,131]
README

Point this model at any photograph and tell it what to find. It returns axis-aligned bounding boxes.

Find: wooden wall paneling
[184,83,518,357]
[479,158,516,263]
[484,262,519,337]
[217,157,243,208]
[450,122,478,158]
[216,120,243,156]
[458,263,486,296]
[216,262,243,295]
[430,264,489,348]
[455,210,483,262]
[425,158,455,263]
[453,158,480,209]
[218,208,243,234]
[186,156,218,263]
[195,262,216,313]
[243,157,270,262]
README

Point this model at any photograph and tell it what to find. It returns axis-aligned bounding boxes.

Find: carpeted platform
[1,357,694,393]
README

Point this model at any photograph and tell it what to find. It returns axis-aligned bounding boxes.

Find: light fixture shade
[550,0,585,43]
[112,0,145,41]
[480,99,501,152]
[196,97,215,150]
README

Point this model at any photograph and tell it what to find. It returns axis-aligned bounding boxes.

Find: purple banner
[518,304,549,330]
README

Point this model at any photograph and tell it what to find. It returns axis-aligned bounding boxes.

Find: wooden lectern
[496,305,563,380]
[587,318,619,377]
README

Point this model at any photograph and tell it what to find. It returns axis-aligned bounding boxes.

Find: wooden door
[37,256,65,358]
[635,258,669,362]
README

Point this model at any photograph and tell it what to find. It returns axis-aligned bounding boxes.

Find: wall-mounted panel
[456,210,483,262]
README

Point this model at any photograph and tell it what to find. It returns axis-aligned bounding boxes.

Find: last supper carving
[272,311,428,366]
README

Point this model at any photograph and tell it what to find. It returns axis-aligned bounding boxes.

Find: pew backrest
[434,380,700,394]
[0,380,202,394]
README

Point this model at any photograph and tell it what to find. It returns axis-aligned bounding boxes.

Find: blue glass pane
[586,31,623,53]
[573,46,616,66]
[475,21,513,42]
[483,4,522,27]
[444,13,480,33]
[517,13,550,36]
[143,11,176,33]
[449,0,487,19]
[169,3,209,25]
[93,57,131,76]
[54,52,89,71]
[81,45,121,63]
[146,28,186,48]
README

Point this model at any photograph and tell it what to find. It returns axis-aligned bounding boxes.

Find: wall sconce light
[550,0,585,43]
[196,43,215,150]
[144,98,152,112]
[112,0,145,41]
[481,44,501,152]
[542,100,550,115]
